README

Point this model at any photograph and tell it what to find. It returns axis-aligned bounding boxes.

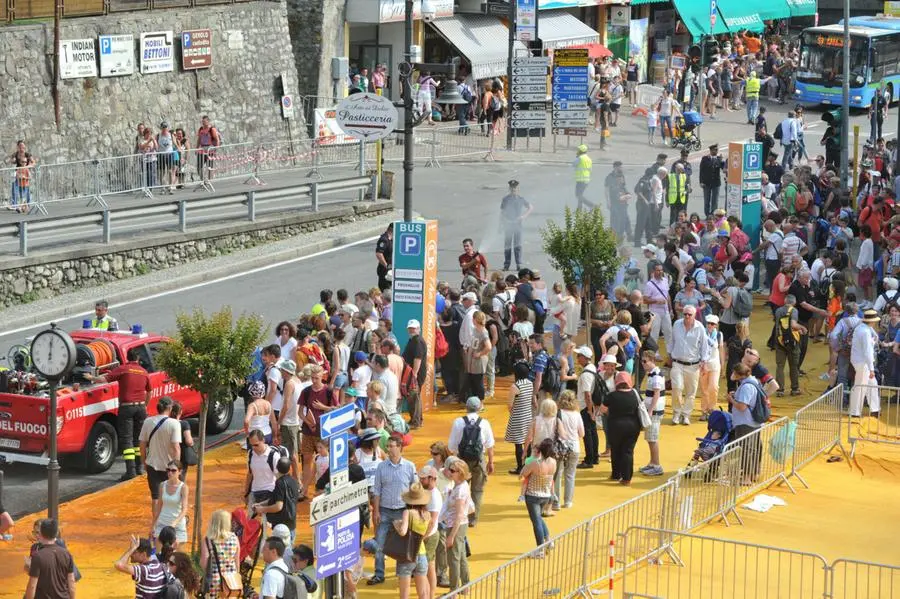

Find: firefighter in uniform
[375,223,393,292]
[92,300,119,331]
[666,162,688,226]
[84,350,151,480]
[573,144,593,211]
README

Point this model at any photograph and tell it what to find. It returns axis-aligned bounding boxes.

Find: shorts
[280,424,301,458]
[147,467,167,499]
[610,103,620,113]
[333,372,349,390]
[858,267,874,288]
[157,153,173,169]
[396,554,428,577]
[301,433,320,455]
[423,532,439,561]
[626,80,637,93]
[644,413,663,443]
[252,490,273,505]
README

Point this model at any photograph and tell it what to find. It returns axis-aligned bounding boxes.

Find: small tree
[154,307,265,551]
[541,206,622,345]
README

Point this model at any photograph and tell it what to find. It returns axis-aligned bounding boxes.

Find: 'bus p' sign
[399,233,422,257]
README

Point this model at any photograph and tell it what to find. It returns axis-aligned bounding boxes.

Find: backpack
[494,291,515,327]
[540,352,562,394]
[157,572,185,599]
[732,287,753,319]
[795,190,811,214]
[773,122,783,140]
[272,566,318,599]
[460,84,474,103]
[588,370,609,407]
[399,362,418,399]
[743,379,771,424]
[776,307,800,348]
[815,269,836,307]
[490,94,502,112]
[624,268,642,294]
[299,342,330,374]
[434,326,449,359]
[488,319,512,376]
[457,416,484,461]
[248,445,289,472]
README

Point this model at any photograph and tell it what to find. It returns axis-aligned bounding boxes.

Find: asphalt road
[0,98,895,517]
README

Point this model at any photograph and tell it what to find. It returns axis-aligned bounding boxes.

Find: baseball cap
[406,319,421,329]
[697,256,713,266]
[353,350,368,363]
[641,243,658,253]
[706,314,720,324]
[418,465,438,478]
[461,292,478,302]
[574,345,594,359]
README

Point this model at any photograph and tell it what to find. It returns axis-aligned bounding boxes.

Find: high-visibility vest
[667,173,687,206]
[745,77,761,98]
[574,154,592,183]
[91,315,115,330]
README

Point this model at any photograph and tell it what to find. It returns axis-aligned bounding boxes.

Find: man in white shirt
[458,292,478,347]
[245,429,278,504]
[759,219,784,292]
[276,358,302,480]
[448,396,495,526]
[259,537,290,599]
[372,354,400,415]
[668,305,710,425]
[779,111,798,169]
[574,346,599,468]
[849,310,882,417]
[262,344,284,418]
[643,263,673,347]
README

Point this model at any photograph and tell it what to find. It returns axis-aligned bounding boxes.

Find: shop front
[426,14,528,85]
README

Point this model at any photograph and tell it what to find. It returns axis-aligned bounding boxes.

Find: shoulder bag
[553,412,572,460]
[383,515,424,564]
[210,537,242,597]
[633,389,652,430]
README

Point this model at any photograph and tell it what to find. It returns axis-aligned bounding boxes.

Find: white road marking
[0,235,380,338]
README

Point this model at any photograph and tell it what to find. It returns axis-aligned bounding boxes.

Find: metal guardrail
[788,384,848,487]
[0,175,375,256]
[847,384,900,458]
[722,415,797,497]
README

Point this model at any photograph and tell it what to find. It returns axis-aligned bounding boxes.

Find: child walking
[647,107,659,145]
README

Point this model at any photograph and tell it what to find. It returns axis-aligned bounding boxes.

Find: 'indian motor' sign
[182,29,212,70]
[140,31,174,74]
[335,93,399,141]
[59,39,97,79]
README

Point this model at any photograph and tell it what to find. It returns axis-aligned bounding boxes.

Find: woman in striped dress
[505,361,534,475]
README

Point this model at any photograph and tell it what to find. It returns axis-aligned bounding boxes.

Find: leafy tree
[541,206,622,343]
[154,307,265,551]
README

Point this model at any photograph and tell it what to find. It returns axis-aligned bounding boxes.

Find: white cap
[574,345,594,359]
[406,319,421,330]
[461,292,478,302]
[705,314,720,324]
[600,354,618,365]
[641,244,658,254]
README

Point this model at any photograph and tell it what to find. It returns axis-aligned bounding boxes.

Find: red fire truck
[0,329,235,473]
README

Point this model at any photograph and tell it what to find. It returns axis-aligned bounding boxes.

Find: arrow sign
[320,402,356,437]
[310,479,371,525]
[513,56,550,66]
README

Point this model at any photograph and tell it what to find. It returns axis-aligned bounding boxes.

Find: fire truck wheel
[82,420,118,473]
[206,397,234,435]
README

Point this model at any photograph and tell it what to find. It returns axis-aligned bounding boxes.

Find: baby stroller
[687,410,733,469]
[231,508,264,598]
[670,111,703,151]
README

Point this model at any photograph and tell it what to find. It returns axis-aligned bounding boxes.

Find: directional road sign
[511,56,549,123]
[513,56,550,66]
[319,402,356,438]
[310,479,371,525]
[551,49,589,133]
[315,508,360,579]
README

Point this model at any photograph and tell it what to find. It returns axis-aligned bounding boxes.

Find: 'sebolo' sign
[335,93,400,141]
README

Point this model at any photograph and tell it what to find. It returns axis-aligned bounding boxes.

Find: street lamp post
[840,0,850,188]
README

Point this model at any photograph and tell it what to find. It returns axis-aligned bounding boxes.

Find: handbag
[552,413,572,460]
[383,523,424,564]
[633,389,652,430]
[183,442,199,466]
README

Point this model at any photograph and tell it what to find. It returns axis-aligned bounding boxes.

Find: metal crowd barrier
[847,384,900,458]
[616,528,900,599]
[636,84,665,109]
[617,527,829,599]
[0,176,375,256]
[788,384,849,487]
[722,415,797,497]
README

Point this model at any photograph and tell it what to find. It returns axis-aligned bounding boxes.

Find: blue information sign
[319,402,356,438]
[315,508,360,580]
[329,431,349,475]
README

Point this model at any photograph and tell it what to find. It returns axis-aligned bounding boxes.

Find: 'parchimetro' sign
[335,93,400,141]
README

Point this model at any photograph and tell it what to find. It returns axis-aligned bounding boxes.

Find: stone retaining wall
[0,201,392,308]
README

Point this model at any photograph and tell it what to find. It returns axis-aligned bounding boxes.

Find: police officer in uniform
[92,300,119,331]
[84,350,151,480]
[375,223,393,292]
[500,180,533,271]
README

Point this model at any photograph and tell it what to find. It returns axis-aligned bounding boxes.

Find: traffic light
[822,108,842,126]
[703,38,719,66]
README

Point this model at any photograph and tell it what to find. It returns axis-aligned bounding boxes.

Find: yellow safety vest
[667,173,687,206]
[745,77,760,98]
[92,316,114,330]
[574,155,592,183]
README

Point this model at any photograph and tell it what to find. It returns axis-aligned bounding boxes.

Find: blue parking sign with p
[399,232,421,257]
[745,144,762,170]
[100,36,112,54]
[183,32,192,47]
[329,432,349,475]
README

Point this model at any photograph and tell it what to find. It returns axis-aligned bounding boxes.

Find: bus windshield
[797,32,868,86]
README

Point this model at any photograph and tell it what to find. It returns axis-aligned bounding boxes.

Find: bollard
[102,210,111,244]
[311,182,319,212]
[248,190,256,222]
[358,139,366,202]
[178,200,187,233]
[18,221,28,257]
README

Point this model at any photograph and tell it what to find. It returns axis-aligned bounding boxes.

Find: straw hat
[862,309,881,324]
[401,482,431,506]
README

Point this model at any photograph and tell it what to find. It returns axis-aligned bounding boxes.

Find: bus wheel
[81,421,118,473]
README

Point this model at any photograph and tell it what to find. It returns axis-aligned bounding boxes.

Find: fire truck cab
[0,328,235,473]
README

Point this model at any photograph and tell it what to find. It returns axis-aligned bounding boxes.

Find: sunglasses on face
[167,468,178,473]
[448,468,459,474]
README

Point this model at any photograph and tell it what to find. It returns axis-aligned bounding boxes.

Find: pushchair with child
[670,111,703,151]
[686,410,734,471]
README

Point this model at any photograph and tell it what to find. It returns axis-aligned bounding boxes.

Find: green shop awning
[786,0,817,17]
[715,0,766,33]
[630,0,668,5]
[673,0,730,41]
[754,0,793,22]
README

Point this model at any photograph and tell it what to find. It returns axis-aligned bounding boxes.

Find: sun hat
[276,358,297,373]
[862,309,881,323]
[401,483,431,506]
[358,427,381,442]
[706,314,720,324]
[600,354,618,365]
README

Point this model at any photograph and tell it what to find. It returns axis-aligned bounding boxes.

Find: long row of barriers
[847,384,900,458]
[442,384,889,599]
[617,526,900,598]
